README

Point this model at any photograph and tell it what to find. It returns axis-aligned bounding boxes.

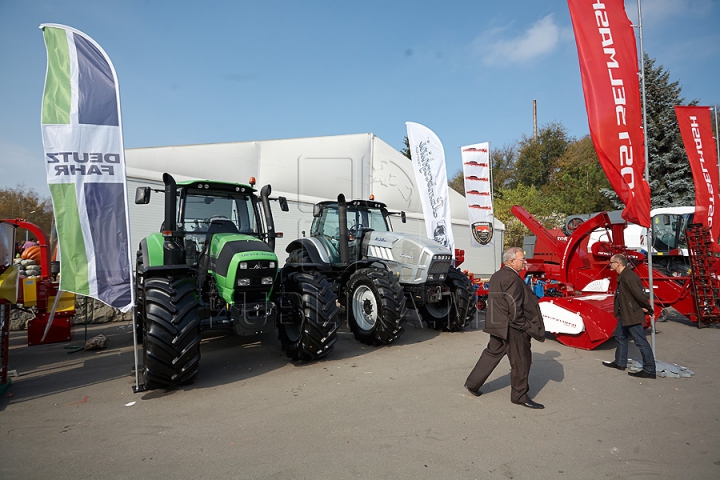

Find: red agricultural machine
[0,219,75,346]
[509,206,720,350]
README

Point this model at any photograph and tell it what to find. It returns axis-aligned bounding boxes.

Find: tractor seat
[207,219,239,235]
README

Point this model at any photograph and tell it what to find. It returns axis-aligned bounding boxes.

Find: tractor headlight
[439,274,446,281]
[269,261,276,269]
[239,262,248,269]
[237,278,251,286]
[261,276,274,285]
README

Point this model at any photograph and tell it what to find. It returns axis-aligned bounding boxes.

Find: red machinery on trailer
[511,206,720,350]
[0,219,75,346]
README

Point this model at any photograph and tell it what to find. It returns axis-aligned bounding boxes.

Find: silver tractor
[285,194,476,345]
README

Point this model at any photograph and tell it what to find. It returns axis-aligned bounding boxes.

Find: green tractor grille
[234,260,277,293]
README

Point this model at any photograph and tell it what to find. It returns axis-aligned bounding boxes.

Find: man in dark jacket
[464,247,546,409]
[602,254,656,379]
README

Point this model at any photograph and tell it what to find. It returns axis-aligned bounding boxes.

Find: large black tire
[142,275,201,389]
[277,271,340,360]
[285,248,312,271]
[346,267,407,345]
[419,267,476,332]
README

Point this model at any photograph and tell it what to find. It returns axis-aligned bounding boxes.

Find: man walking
[464,247,545,409]
[602,254,657,379]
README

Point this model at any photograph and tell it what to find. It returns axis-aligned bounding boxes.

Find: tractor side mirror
[313,204,322,217]
[278,196,289,212]
[135,187,151,204]
[401,211,406,223]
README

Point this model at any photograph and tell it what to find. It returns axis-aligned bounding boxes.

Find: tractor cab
[311,200,398,264]
[177,182,263,266]
[651,208,694,255]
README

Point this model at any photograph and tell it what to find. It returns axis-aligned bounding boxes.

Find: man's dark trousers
[465,327,532,404]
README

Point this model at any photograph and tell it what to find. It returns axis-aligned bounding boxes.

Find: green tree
[0,185,54,245]
[643,54,696,208]
[515,122,571,188]
[490,143,519,191]
[546,135,615,215]
[493,184,566,248]
[448,168,465,196]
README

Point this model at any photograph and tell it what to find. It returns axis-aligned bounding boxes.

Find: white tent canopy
[125,133,504,277]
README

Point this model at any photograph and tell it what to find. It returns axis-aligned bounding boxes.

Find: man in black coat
[464,247,546,409]
[602,254,656,379]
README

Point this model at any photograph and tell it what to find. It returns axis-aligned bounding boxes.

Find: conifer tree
[643,54,696,208]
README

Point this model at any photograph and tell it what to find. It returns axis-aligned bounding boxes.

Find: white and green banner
[40,24,133,312]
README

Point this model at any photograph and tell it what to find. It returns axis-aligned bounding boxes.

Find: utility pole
[533,100,538,140]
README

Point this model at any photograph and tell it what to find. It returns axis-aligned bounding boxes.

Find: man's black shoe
[628,370,656,379]
[464,385,482,397]
[602,360,626,371]
[513,399,544,409]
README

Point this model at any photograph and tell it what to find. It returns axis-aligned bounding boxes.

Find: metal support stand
[64,296,90,354]
[1,302,11,396]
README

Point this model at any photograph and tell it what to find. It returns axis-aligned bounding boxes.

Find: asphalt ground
[1,309,719,480]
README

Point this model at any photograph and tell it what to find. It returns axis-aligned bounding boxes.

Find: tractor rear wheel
[419,268,476,332]
[346,267,407,345]
[278,271,340,360]
[142,275,201,389]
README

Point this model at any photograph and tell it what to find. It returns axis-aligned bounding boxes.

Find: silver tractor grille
[426,255,452,282]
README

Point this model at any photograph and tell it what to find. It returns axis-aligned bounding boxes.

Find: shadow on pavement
[2,309,449,404]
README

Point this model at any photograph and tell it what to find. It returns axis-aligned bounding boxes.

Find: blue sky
[1,0,718,198]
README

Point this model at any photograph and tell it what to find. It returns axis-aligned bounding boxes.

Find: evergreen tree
[643,54,696,208]
[401,136,411,160]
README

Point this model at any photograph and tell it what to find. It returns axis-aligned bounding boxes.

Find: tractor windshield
[182,192,259,235]
[652,212,694,253]
[311,204,390,240]
[348,206,389,233]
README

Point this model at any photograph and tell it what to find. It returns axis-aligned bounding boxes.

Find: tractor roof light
[249,177,256,186]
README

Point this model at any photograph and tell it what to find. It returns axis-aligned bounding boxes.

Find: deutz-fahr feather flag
[40,24,133,312]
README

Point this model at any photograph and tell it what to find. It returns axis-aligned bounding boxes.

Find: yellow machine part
[0,264,19,304]
[52,291,75,312]
[21,277,37,306]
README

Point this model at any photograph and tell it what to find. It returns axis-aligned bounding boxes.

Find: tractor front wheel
[142,275,201,389]
[346,267,407,345]
[419,268,476,331]
[278,271,340,360]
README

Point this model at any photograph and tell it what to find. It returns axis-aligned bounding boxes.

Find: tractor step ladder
[686,224,720,328]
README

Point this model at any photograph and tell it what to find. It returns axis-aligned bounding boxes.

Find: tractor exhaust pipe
[163,173,178,233]
[260,185,277,252]
[337,194,350,265]
[161,173,184,265]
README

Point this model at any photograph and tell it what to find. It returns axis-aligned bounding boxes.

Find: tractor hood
[364,231,453,284]
[208,233,278,279]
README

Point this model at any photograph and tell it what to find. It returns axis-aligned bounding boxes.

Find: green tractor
[285,194,475,346]
[134,173,339,389]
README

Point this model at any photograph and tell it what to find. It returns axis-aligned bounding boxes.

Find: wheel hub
[363,298,374,316]
[352,285,378,330]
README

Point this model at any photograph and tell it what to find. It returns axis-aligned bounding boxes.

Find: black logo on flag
[472,222,493,245]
